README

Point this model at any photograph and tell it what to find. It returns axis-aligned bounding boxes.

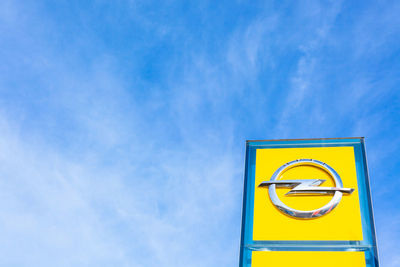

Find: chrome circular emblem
[258,159,354,219]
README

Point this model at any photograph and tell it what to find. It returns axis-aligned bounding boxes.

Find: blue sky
[0,0,399,266]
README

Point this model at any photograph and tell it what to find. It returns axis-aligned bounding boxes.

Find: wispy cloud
[0,0,399,266]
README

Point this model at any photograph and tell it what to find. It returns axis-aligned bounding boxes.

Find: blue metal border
[239,138,379,267]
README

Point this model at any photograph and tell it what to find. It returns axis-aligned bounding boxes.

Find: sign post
[239,138,379,267]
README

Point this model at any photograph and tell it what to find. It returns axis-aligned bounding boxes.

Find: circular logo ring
[266,159,346,219]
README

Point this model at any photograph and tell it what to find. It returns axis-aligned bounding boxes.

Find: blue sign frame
[239,137,379,267]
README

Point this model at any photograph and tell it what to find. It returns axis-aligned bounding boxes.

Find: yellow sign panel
[252,251,366,267]
[253,146,363,240]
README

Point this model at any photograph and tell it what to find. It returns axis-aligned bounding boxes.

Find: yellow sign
[240,138,379,267]
[253,146,363,240]
[252,251,366,267]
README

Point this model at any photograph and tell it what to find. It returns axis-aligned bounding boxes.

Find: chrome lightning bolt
[258,159,355,218]
[259,179,354,195]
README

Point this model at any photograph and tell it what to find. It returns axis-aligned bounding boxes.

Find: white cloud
[0,0,399,266]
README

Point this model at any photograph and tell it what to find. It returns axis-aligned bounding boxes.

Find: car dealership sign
[239,138,379,267]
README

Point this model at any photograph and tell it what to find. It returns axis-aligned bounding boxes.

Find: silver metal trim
[246,137,364,142]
